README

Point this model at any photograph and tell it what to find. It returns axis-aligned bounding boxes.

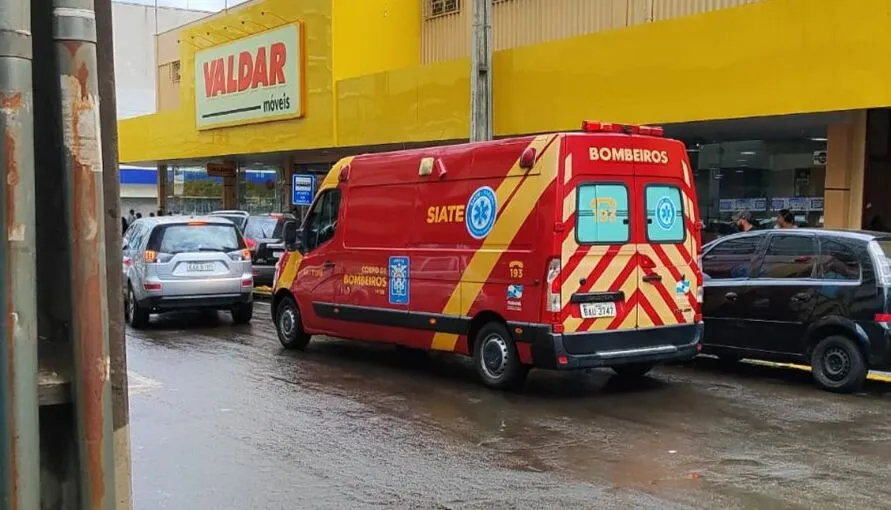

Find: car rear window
[149,223,243,254]
[645,185,685,243]
[576,183,629,244]
[874,240,891,257]
[244,217,280,240]
[214,214,248,231]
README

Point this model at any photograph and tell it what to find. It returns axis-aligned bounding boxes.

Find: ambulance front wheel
[276,296,311,350]
[473,322,528,390]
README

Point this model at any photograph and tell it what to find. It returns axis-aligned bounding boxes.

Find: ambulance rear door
[559,133,641,336]
[633,136,700,329]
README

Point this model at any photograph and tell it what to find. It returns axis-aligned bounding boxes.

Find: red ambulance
[272,122,703,389]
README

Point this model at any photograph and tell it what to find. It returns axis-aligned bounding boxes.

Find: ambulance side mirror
[283,221,301,251]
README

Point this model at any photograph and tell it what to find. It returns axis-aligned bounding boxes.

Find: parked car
[701,228,891,393]
[122,216,254,328]
[209,211,296,286]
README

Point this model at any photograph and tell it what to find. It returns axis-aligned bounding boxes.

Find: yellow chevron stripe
[431,135,559,351]
[582,261,637,332]
[563,152,573,185]
[559,245,633,300]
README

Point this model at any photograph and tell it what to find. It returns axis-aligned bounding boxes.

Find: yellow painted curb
[745,359,891,384]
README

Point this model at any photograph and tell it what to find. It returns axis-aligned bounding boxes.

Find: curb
[745,359,891,384]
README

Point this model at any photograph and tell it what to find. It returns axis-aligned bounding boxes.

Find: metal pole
[0,0,40,508]
[53,1,116,509]
[469,0,492,142]
[94,0,133,507]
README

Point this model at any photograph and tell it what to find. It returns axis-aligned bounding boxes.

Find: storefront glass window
[691,139,827,243]
[166,166,223,215]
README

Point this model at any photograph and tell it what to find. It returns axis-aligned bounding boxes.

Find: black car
[210,211,297,286]
[701,228,891,393]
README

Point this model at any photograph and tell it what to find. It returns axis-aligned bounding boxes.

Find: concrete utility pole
[470,0,493,142]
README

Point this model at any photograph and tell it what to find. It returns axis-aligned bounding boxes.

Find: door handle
[724,291,738,301]
[791,292,811,301]
[323,261,335,269]
[642,274,662,283]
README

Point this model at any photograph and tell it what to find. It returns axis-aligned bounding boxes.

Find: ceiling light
[810,137,827,142]
[740,151,756,156]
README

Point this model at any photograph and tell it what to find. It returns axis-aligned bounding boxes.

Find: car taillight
[144,250,157,263]
[546,257,561,313]
[876,314,891,324]
[245,237,257,251]
[241,248,251,261]
[241,277,253,287]
[144,282,161,291]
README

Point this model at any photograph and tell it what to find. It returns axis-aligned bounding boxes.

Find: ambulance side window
[645,185,685,242]
[576,183,629,244]
[303,189,342,252]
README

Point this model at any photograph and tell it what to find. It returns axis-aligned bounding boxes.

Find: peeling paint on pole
[53,1,115,508]
[0,0,39,506]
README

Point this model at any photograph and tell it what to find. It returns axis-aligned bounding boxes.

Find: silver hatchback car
[122,216,254,328]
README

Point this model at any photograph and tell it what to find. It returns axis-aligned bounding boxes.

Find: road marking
[128,371,161,395]
[744,360,891,384]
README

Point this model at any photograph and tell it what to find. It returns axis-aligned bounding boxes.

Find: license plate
[273,251,284,258]
[579,301,616,319]
[187,262,214,272]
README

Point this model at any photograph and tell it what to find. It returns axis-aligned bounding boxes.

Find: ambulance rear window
[645,185,685,243]
[576,183,629,244]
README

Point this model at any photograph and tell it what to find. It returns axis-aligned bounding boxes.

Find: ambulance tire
[276,296,311,350]
[473,322,528,390]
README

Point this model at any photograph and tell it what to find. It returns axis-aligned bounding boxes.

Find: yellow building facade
[120,0,891,230]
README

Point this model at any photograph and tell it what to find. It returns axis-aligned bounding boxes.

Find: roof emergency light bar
[581,121,664,137]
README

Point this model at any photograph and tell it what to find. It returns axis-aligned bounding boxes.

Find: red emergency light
[581,121,664,137]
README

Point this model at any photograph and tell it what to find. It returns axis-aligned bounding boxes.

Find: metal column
[0,0,40,508]
[470,0,493,142]
[53,1,115,509]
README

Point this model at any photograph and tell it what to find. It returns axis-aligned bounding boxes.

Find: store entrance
[862,109,891,232]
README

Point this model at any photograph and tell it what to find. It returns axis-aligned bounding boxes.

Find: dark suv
[209,211,296,286]
[701,228,891,393]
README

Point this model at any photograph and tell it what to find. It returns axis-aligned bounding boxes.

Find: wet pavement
[127,301,891,509]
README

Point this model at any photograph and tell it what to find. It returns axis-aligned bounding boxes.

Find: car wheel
[231,302,253,325]
[276,296,310,350]
[611,363,655,379]
[810,335,868,393]
[473,322,528,390]
[126,284,150,330]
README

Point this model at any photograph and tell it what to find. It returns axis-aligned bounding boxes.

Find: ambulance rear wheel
[473,322,528,390]
[276,296,310,350]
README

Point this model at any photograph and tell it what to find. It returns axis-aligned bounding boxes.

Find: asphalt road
[126,301,891,509]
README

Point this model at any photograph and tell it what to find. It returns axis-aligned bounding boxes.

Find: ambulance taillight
[545,258,561,313]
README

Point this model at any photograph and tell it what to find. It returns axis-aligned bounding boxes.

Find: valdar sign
[202,42,287,97]
[195,23,303,130]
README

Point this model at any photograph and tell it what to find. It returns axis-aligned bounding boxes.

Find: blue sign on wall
[291,174,316,206]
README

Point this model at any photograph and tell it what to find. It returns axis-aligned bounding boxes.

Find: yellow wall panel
[493,0,891,134]
[332,0,421,80]
[336,58,469,146]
